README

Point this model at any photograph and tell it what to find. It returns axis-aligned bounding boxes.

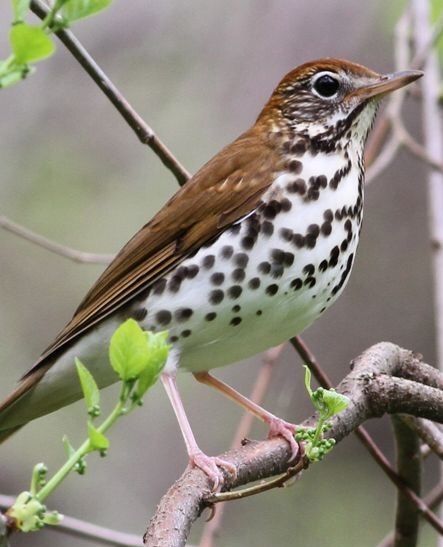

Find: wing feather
[26,128,282,375]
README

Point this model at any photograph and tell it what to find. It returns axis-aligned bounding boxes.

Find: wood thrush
[0,59,421,488]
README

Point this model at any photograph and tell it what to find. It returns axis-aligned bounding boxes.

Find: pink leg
[161,373,236,490]
[193,372,299,461]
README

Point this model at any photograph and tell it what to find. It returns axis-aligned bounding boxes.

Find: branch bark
[144,342,443,546]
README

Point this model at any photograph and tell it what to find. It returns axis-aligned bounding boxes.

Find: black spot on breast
[258,261,271,274]
[291,140,307,155]
[271,249,285,264]
[169,335,179,343]
[187,265,199,278]
[304,277,316,288]
[234,253,249,268]
[232,304,241,312]
[279,227,293,241]
[280,198,292,212]
[156,310,172,325]
[232,268,246,282]
[262,220,274,236]
[209,289,224,304]
[221,246,234,259]
[169,275,182,293]
[241,236,256,250]
[211,272,225,286]
[248,277,261,289]
[175,308,193,322]
[303,264,315,276]
[270,264,284,278]
[290,278,302,290]
[340,239,348,252]
[288,159,303,173]
[321,222,332,236]
[228,285,242,299]
[293,234,305,248]
[266,284,279,296]
[287,178,306,195]
[331,253,354,295]
[256,310,263,316]
[203,255,215,269]
[152,278,167,296]
[319,259,328,272]
[263,200,282,219]
[205,312,217,321]
[230,316,242,326]
[329,246,340,268]
[324,209,333,222]
[229,224,241,235]
[181,329,192,338]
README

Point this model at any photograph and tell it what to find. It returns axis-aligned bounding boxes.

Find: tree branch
[30,0,191,187]
[391,417,421,547]
[401,416,443,459]
[144,342,443,547]
[0,215,113,265]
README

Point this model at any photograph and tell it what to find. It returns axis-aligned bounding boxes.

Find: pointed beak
[351,69,423,100]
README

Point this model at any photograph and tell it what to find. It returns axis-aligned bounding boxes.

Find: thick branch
[144,342,443,546]
[392,417,421,547]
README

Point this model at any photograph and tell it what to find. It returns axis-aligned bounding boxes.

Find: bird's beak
[351,69,423,100]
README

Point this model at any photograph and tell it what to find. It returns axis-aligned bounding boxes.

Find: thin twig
[0,215,113,264]
[0,494,142,546]
[401,416,443,459]
[412,3,443,545]
[199,344,286,547]
[30,0,191,187]
[391,416,421,547]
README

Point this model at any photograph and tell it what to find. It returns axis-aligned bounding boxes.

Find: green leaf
[61,0,112,22]
[9,24,55,64]
[303,365,313,399]
[320,389,350,418]
[87,421,109,451]
[134,331,169,400]
[12,0,31,22]
[109,319,152,381]
[75,358,101,417]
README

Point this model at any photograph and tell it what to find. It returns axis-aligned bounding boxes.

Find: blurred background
[0,0,439,545]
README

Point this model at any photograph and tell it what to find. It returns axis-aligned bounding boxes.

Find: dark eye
[313,74,340,98]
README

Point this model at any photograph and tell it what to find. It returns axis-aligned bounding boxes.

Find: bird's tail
[0,366,49,444]
[0,426,22,444]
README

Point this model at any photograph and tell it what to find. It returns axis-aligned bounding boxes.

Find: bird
[0,59,421,489]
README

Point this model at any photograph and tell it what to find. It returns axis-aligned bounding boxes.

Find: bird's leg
[160,373,236,490]
[193,372,299,460]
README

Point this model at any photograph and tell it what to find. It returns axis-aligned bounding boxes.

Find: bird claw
[189,451,237,491]
[267,418,299,461]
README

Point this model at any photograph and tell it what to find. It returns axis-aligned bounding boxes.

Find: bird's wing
[25,129,281,376]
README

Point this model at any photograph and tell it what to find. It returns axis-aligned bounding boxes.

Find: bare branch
[30,0,191,187]
[144,342,443,546]
[391,417,421,547]
[0,215,113,264]
[401,416,443,459]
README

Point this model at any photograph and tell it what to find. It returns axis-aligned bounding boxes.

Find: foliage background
[0,1,437,545]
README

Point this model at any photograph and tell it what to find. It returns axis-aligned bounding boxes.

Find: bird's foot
[267,418,299,461]
[189,451,237,491]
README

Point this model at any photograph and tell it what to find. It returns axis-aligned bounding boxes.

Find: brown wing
[26,126,282,375]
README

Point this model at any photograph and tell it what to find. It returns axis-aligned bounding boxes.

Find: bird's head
[259,58,422,151]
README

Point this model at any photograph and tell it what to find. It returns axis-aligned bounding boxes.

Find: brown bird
[0,59,421,488]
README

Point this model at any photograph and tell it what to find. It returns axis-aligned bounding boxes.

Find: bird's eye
[312,74,340,98]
